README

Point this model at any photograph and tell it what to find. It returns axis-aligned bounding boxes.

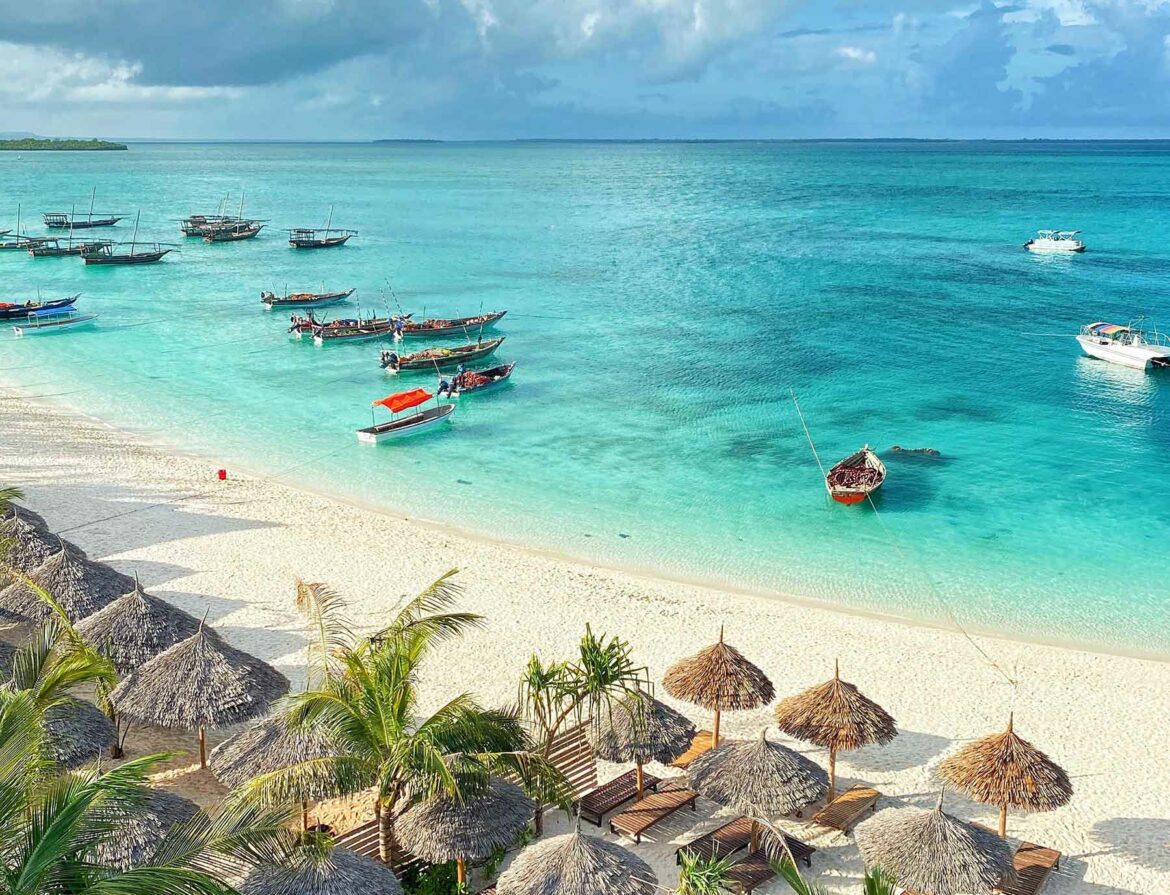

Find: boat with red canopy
[356,388,454,443]
[826,446,886,505]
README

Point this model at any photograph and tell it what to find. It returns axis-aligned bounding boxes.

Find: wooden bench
[811,784,879,832]
[672,730,715,769]
[575,768,661,826]
[675,816,815,868]
[609,785,698,843]
[994,842,1061,895]
[724,843,818,895]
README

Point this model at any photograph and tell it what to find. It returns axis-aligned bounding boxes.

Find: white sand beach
[0,393,1166,894]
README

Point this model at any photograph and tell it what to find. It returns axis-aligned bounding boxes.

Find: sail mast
[130,210,140,255]
[68,204,75,249]
[88,187,96,224]
[324,204,333,235]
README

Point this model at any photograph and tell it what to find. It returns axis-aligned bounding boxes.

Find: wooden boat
[263,288,355,310]
[0,296,79,321]
[0,205,49,250]
[400,310,507,338]
[181,214,233,236]
[288,205,356,248]
[30,238,112,258]
[204,222,264,242]
[82,212,174,265]
[825,446,886,505]
[357,389,454,443]
[12,308,97,336]
[381,337,506,372]
[289,313,409,344]
[441,362,516,397]
[43,189,123,229]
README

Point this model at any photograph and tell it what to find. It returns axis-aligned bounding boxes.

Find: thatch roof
[1,504,49,531]
[110,625,289,730]
[0,641,15,679]
[496,827,657,895]
[687,728,828,817]
[44,698,117,768]
[0,542,131,625]
[587,690,696,765]
[241,845,403,895]
[773,661,897,752]
[0,513,59,576]
[855,793,1013,895]
[76,578,201,675]
[209,712,339,798]
[937,715,1072,814]
[93,788,200,870]
[396,777,534,863]
[662,629,774,711]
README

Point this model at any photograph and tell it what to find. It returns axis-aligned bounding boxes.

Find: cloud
[837,45,877,63]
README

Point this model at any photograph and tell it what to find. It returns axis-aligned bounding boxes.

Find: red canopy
[373,388,432,413]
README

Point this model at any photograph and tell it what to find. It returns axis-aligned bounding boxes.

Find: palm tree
[248,571,544,865]
[861,867,898,895]
[0,485,23,511]
[676,850,735,895]
[6,621,117,710]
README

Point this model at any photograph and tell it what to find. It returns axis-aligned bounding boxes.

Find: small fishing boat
[1076,320,1170,370]
[0,205,50,251]
[288,205,356,248]
[289,313,409,344]
[400,310,507,338]
[204,222,264,242]
[826,446,886,505]
[0,296,79,321]
[82,212,174,265]
[356,388,454,443]
[180,214,233,236]
[1024,230,1085,253]
[440,362,516,397]
[381,337,506,372]
[262,288,355,310]
[12,307,97,336]
[43,189,123,229]
[29,238,112,258]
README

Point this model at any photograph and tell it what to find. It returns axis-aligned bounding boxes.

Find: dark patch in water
[618,533,630,538]
[916,396,1002,423]
[456,479,472,485]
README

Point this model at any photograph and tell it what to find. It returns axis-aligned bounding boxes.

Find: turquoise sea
[2,141,1169,656]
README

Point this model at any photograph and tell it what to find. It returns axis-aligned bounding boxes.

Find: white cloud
[837,45,877,63]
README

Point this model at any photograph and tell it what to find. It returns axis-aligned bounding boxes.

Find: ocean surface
[2,141,1169,656]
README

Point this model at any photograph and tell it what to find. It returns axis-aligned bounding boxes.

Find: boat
[1024,230,1085,253]
[82,212,174,265]
[12,307,97,336]
[825,446,886,505]
[0,296,79,321]
[356,388,454,443]
[1076,320,1170,370]
[42,189,123,229]
[289,313,409,344]
[0,205,50,251]
[262,288,355,310]
[288,205,356,248]
[181,214,233,236]
[399,310,507,338]
[381,337,506,372]
[204,222,264,242]
[29,238,112,258]
[441,362,516,397]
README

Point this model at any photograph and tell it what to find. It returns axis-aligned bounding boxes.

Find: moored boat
[440,362,516,397]
[356,388,454,443]
[0,296,80,321]
[263,288,355,310]
[289,312,409,344]
[0,205,49,250]
[1076,320,1170,370]
[30,238,112,258]
[1024,230,1084,253]
[43,188,122,229]
[288,204,356,248]
[204,222,264,242]
[400,310,507,338]
[380,337,506,372]
[12,307,97,336]
[826,446,886,505]
[82,211,174,265]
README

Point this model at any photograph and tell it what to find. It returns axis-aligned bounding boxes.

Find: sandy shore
[0,393,1165,894]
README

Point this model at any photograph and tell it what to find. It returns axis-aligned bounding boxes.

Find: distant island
[0,138,127,151]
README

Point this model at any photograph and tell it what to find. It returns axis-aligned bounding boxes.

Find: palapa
[397,777,534,883]
[93,788,200,870]
[44,697,117,768]
[773,659,897,800]
[662,626,773,747]
[0,542,131,625]
[110,623,289,768]
[937,713,1072,837]
[0,513,59,578]
[77,577,201,675]
[587,689,696,797]
[855,791,1013,895]
[496,824,657,895]
[241,845,403,895]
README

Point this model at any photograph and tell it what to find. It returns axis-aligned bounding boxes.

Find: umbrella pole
[828,746,837,802]
[999,804,1008,838]
[636,760,645,799]
[198,725,207,768]
[749,819,759,852]
[713,702,721,748]
[457,856,466,885]
[302,801,310,832]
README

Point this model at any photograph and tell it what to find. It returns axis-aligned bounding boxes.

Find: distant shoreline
[0,138,127,151]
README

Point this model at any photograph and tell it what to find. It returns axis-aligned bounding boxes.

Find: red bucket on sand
[217,469,227,481]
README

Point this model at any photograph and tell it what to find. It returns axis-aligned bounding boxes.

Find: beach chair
[675,816,816,868]
[672,729,715,769]
[994,842,1061,895]
[608,783,698,843]
[811,784,880,833]
[725,841,814,895]
[574,768,661,826]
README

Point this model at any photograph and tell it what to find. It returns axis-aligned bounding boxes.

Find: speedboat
[826,446,886,505]
[1024,230,1085,253]
[12,307,97,336]
[1076,321,1170,371]
[356,388,454,443]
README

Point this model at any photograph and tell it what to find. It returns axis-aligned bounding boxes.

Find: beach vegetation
[0,138,127,151]
[861,867,898,895]
[676,849,735,895]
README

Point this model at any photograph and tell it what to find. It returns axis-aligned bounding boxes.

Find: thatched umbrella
[93,789,200,870]
[938,713,1072,838]
[587,689,696,797]
[0,640,15,679]
[76,577,201,675]
[662,626,774,747]
[110,623,289,768]
[688,728,828,849]
[0,513,58,578]
[242,845,404,895]
[397,778,534,884]
[209,712,339,829]
[0,542,132,625]
[44,698,117,768]
[773,660,898,800]
[496,823,657,895]
[855,792,1013,895]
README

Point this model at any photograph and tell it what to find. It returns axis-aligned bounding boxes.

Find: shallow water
[3,141,1169,655]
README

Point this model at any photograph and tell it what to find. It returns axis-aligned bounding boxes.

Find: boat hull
[263,289,355,310]
[401,311,507,338]
[387,337,507,371]
[826,447,886,506]
[356,404,454,443]
[1025,242,1084,254]
[290,235,351,249]
[0,297,79,320]
[83,250,170,265]
[448,363,516,397]
[1076,334,1168,370]
[13,314,97,336]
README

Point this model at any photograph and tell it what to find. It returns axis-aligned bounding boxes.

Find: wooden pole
[828,746,837,802]
[999,804,1008,839]
[301,801,310,832]
[635,760,645,799]
[749,819,759,852]
[457,857,466,885]
[198,725,207,768]
[713,625,724,747]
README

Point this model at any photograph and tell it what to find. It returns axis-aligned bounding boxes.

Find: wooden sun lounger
[672,730,715,769]
[575,768,661,826]
[725,842,818,895]
[994,842,1061,895]
[811,784,880,832]
[675,816,816,868]
[608,784,698,843]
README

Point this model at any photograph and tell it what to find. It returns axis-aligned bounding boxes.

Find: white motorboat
[12,308,97,336]
[1076,321,1170,370]
[1024,230,1085,253]
[356,388,454,443]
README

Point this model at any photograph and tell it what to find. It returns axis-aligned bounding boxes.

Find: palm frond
[293,579,355,684]
[372,570,484,646]
[677,849,736,895]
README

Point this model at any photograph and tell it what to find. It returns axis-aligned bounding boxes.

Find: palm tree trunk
[635,760,645,799]
[198,725,207,768]
[457,857,466,885]
[378,800,400,865]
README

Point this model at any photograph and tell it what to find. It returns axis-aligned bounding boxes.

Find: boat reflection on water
[1072,355,1158,428]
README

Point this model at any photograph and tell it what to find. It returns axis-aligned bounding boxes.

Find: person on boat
[393,317,405,337]
[380,350,400,371]
[437,378,452,397]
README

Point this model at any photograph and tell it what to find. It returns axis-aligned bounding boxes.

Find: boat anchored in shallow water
[826,446,886,505]
[439,362,516,398]
[380,337,506,372]
[1024,230,1085,253]
[263,288,355,310]
[399,311,507,338]
[356,388,454,443]
[0,296,80,321]
[12,307,97,336]
[1077,320,1170,370]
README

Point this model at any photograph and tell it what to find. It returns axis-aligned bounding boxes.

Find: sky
[0,0,1168,140]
